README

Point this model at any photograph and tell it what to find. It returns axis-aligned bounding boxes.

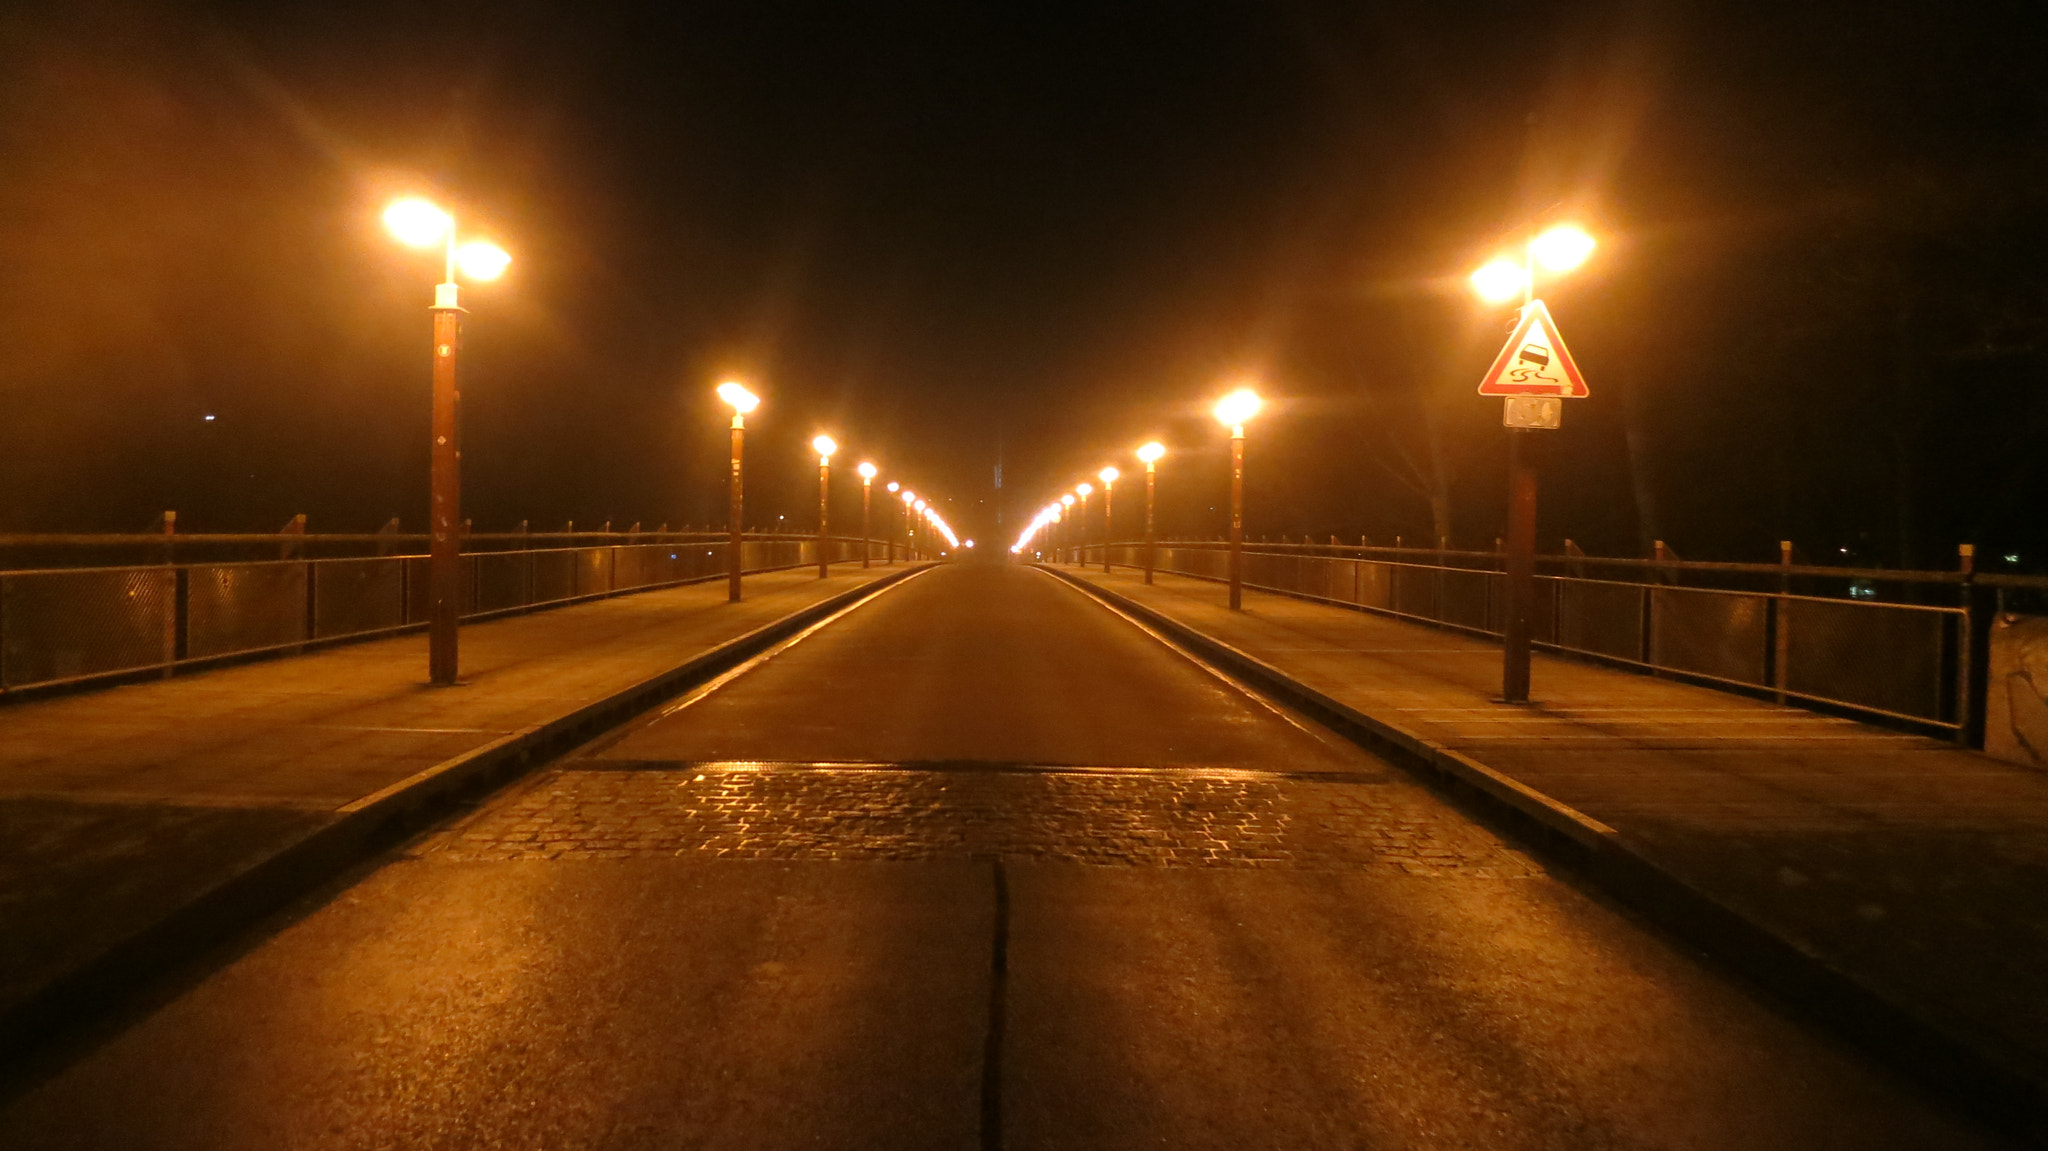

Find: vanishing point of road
[0,561,2011,1149]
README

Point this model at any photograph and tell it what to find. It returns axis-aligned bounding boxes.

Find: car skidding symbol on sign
[1477,299,1589,398]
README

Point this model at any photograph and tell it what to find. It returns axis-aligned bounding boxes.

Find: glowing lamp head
[1470,258,1528,303]
[383,197,451,248]
[456,241,511,281]
[1060,494,1075,508]
[886,481,899,492]
[1531,225,1595,273]
[857,461,877,480]
[1214,387,1261,430]
[1098,466,1119,484]
[914,499,927,511]
[1137,442,1165,464]
[811,434,837,460]
[716,381,759,414]
[901,490,916,504]
[1075,483,1093,498]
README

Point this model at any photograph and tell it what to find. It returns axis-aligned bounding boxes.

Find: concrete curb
[0,565,932,1069]
[1044,565,2048,1146]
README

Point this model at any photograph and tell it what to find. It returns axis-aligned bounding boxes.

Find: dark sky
[2,0,2046,566]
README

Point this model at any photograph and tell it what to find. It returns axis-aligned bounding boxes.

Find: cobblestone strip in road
[423,765,1542,875]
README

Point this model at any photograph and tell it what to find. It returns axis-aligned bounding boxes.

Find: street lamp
[1059,493,1075,564]
[885,481,900,564]
[1075,483,1093,566]
[900,489,916,559]
[1097,467,1119,573]
[1473,222,1595,703]
[716,381,760,602]
[383,196,510,685]
[1137,441,1165,584]
[857,462,878,569]
[812,434,837,578]
[1213,386,1261,611]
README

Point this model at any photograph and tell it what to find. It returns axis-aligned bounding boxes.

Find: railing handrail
[1094,537,2048,591]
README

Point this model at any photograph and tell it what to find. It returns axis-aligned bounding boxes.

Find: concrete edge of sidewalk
[1043,565,2048,1146]
[0,564,933,1072]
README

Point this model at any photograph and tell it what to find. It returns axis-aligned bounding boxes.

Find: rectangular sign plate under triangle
[1477,299,1589,397]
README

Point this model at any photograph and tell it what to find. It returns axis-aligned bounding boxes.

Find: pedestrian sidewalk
[0,564,910,1058]
[1057,564,2048,1130]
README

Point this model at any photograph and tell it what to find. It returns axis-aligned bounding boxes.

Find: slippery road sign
[1477,300,1589,398]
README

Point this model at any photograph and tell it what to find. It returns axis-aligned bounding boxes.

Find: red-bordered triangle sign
[1477,299,1589,397]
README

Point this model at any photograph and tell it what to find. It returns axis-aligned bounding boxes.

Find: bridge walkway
[1059,562,2048,1119]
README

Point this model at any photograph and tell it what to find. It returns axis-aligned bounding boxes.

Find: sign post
[1478,299,1588,703]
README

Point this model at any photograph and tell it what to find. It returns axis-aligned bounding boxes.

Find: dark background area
[1,0,2044,567]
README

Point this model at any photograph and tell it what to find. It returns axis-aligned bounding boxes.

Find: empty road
[0,561,2011,1148]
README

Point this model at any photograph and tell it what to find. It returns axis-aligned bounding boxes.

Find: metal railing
[0,532,914,696]
[1070,539,2048,739]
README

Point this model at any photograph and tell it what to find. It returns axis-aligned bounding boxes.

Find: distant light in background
[1470,259,1527,304]
[202,414,216,422]
[382,197,451,247]
[1531,225,1596,273]
[455,241,512,281]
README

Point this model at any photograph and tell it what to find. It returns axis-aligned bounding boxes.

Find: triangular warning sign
[1477,299,1589,398]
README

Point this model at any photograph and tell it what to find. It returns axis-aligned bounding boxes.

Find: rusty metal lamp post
[857,462,877,568]
[1137,442,1165,584]
[716,382,759,603]
[1097,467,1119,573]
[1213,388,1261,611]
[382,197,510,685]
[811,435,837,578]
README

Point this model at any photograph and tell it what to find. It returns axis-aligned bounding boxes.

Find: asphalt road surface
[0,561,2013,1149]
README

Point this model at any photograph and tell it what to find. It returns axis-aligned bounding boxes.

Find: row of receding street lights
[383,196,960,686]
[1014,223,1594,704]
[1012,386,1260,602]
[713,379,961,602]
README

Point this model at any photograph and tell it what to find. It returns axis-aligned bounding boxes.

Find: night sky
[2,1,2045,567]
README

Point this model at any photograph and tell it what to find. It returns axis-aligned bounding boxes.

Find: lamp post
[857,462,877,568]
[885,482,900,564]
[811,435,837,578]
[1472,224,1594,703]
[901,489,917,559]
[715,382,760,602]
[914,499,928,558]
[1074,483,1093,566]
[1059,494,1076,565]
[1137,442,1165,584]
[383,197,510,685]
[1213,387,1261,611]
[1097,467,1119,573]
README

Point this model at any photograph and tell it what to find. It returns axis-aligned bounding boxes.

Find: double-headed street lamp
[1213,387,1262,611]
[812,435,837,578]
[716,381,760,603]
[857,462,878,568]
[1136,441,1165,584]
[1472,224,1595,703]
[1097,467,1119,573]
[382,197,511,685]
